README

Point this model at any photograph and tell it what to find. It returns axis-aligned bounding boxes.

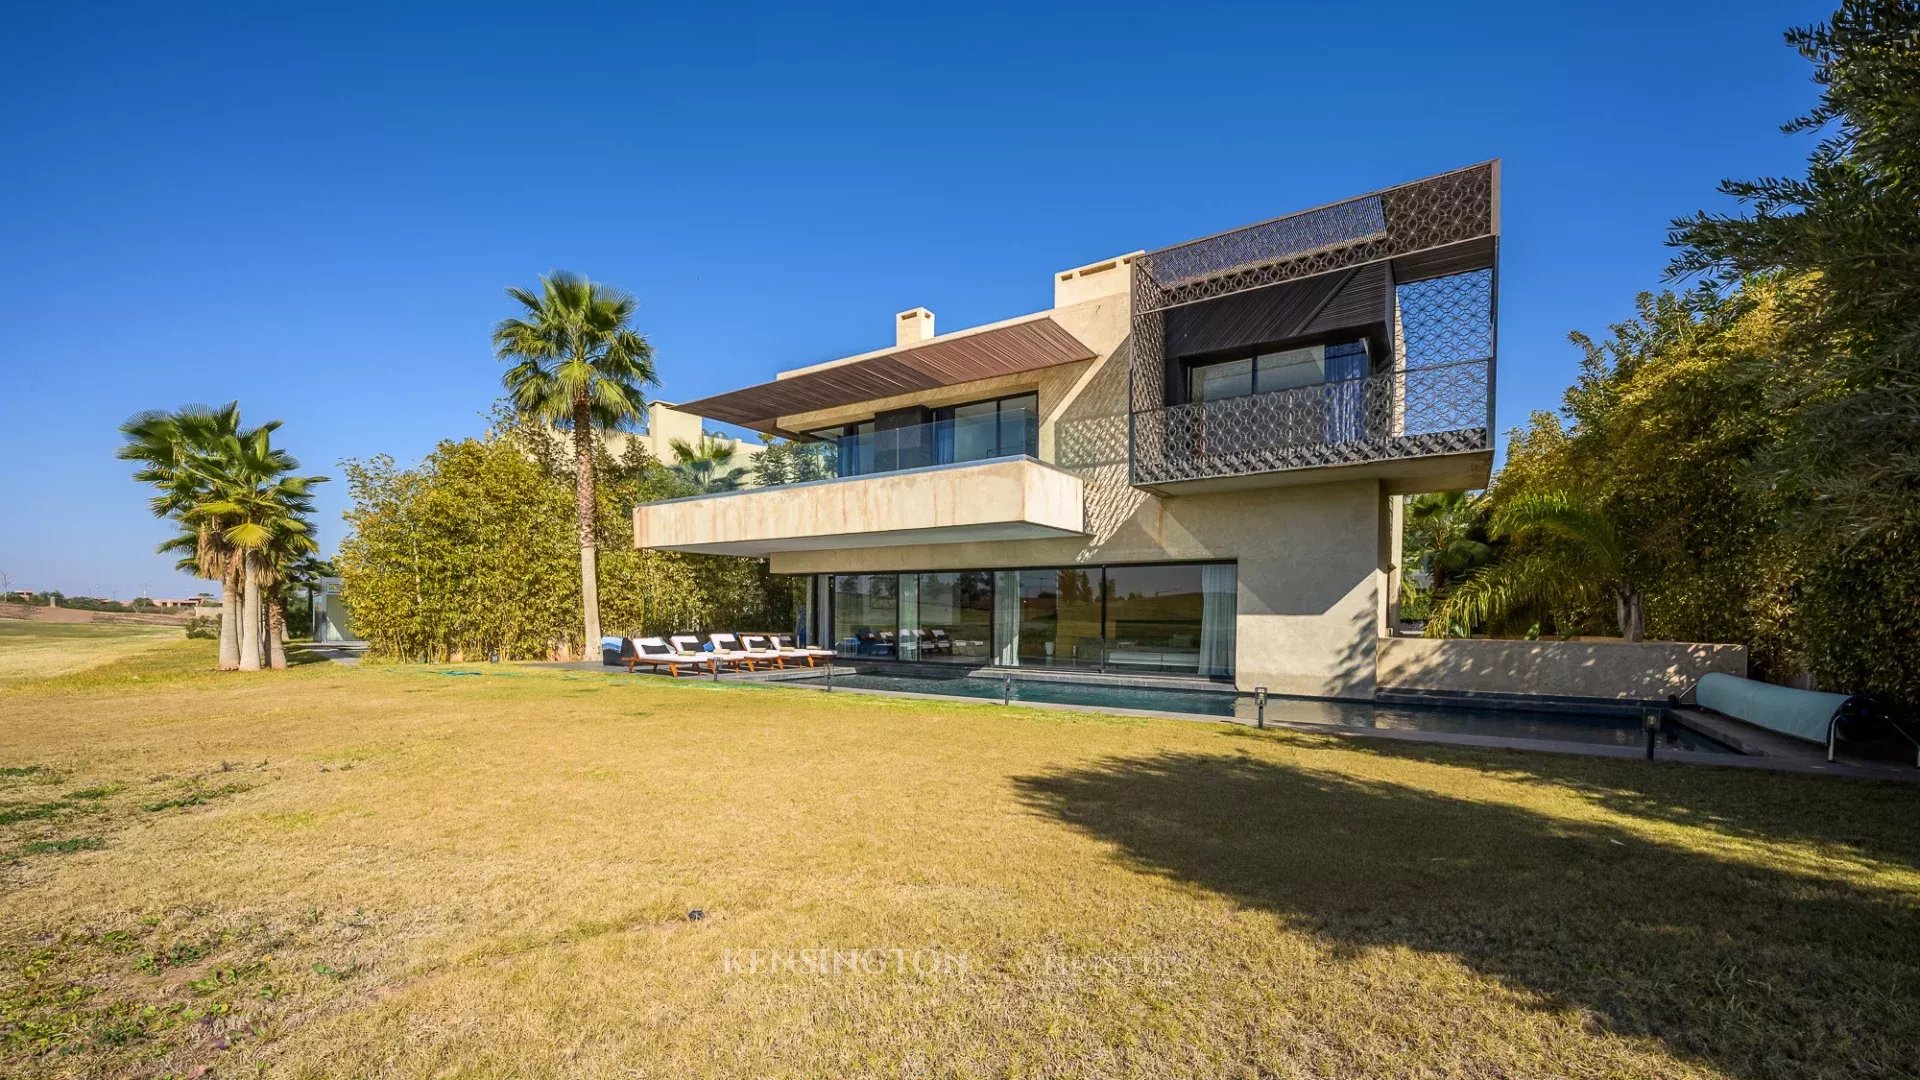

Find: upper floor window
[1187,340,1369,404]
[805,391,1039,478]
[936,392,1037,463]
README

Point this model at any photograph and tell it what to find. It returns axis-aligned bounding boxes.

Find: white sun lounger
[710,632,781,671]
[772,634,837,667]
[628,636,716,677]
[670,634,744,672]
[738,633,790,667]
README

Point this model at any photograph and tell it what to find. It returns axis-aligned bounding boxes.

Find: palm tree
[119,404,250,670]
[1426,489,1645,641]
[668,435,750,493]
[1404,490,1493,595]
[186,427,325,671]
[494,272,658,654]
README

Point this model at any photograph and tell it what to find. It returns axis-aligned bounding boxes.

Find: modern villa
[634,164,1498,699]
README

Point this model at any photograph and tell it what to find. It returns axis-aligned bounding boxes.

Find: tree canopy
[336,412,794,662]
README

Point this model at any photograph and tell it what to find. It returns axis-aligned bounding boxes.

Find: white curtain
[1199,564,1237,678]
[897,574,919,660]
[993,571,1020,666]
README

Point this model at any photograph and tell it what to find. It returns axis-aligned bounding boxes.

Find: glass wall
[785,575,816,647]
[825,563,1235,677]
[807,392,1039,480]
[1016,568,1105,669]
[935,392,1038,465]
[911,571,994,664]
[831,574,898,657]
[1102,564,1235,676]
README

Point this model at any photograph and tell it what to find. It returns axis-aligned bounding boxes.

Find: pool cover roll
[1694,672,1869,745]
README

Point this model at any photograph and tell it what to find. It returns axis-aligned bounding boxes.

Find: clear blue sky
[0,1,1824,597]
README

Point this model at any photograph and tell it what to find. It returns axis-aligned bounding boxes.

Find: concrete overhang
[634,457,1087,557]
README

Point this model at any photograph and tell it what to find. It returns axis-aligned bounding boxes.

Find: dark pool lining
[783,668,1738,755]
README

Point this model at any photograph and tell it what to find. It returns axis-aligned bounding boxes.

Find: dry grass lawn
[1,636,1918,1078]
[0,621,179,689]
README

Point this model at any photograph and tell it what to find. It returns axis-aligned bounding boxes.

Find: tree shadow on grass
[1013,750,1920,1079]
[1269,728,1920,877]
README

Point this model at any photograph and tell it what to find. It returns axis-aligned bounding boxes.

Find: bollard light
[1644,709,1661,760]
[1255,686,1268,730]
[1003,673,1013,705]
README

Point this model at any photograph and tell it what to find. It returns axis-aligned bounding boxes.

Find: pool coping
[557,660,1920,782]
[764,678,1920,783]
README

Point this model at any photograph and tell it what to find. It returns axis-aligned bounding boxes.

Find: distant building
[311,578,357,643]
[548,401,763,476]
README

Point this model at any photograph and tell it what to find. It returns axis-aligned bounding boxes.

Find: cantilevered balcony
[1129,358,1490,492]
[1128,163,1499,495]
[633,455,1086,556]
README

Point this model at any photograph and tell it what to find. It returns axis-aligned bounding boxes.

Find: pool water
[809,671,1736,754]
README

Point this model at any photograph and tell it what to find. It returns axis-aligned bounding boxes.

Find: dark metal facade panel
[1305,261,1393,338]
[1130,162,1499,415]
[1127,162,1499,487]
[1158,262,1396,403]
[1163,267,1352,362]
[675,318,1098,431]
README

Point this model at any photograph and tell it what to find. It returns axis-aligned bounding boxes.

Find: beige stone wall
[771,480,1388,699]
[755,286,1393,697]
[590,402,763,473]
[1375,636,1749,702]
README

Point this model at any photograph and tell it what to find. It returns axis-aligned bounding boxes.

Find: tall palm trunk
[267,586,288,670]
[239,551,263,671]
[218,563,241,671]
[572,399,601,658]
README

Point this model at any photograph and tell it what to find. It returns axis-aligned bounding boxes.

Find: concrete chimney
[896,307,934,347]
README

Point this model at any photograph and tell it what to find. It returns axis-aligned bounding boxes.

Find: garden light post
[1256,686,1268,729]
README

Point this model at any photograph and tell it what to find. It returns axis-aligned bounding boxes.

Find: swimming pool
[798,670,1736,754]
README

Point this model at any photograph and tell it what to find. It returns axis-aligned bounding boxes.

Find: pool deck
[549,661,1920,784]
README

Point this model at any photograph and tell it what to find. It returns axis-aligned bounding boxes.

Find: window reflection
[824,563,1235,677]
[831,574,897,657]
[1017,568,1104,668]
[913,572,993,664]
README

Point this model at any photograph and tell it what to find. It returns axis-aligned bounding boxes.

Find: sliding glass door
[825,562,1235,677]
[830,574,898,657]
[1016,568,1104,669]
[913,571,994,664]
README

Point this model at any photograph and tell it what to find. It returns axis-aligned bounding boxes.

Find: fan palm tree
[119,404,251,669]
[1426,489,1645,641]
[1404,490,1493,595]
[668,435,750,494]
[185,427,325,671]
[494,272,658,654]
